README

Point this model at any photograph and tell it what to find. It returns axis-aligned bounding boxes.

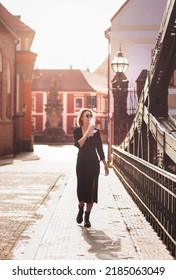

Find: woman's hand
[102,160,109,176]
[85,123,95,137]
[87,123,95,133]
[104,165,109,176]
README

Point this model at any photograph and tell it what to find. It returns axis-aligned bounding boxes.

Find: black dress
[73,127,105,203]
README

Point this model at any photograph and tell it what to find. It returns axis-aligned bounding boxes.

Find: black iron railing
[112,145,176,258]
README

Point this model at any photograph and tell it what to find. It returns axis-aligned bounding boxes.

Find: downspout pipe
[104,30,111,166]
[13,39,19,157]
[104,30,110,125]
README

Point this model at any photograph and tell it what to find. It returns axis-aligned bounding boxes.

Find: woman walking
[73,108,109,227]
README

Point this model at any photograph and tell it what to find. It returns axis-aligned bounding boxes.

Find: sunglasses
[85,114,92,118]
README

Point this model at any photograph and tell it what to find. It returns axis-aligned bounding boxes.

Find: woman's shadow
[81,227,121,259]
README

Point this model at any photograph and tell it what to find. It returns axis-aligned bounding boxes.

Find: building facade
[104,0,169,162]
[0,9,16,157]
[0,4,37,158]
[105,0,167,93]
[32,69,108,143]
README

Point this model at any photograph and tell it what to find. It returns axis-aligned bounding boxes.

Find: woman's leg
[76,201,84,224]
[79,201,84,207]
[84,203,93,228]
[86,203,93,212]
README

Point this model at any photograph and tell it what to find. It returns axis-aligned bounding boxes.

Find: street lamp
[111,46,129,74]
[111,46,129,146]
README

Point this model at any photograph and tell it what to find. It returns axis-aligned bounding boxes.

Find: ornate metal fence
[112,145,176,257]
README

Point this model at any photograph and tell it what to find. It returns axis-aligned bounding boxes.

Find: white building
[105,0,167,112]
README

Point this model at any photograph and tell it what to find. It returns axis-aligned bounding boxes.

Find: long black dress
[73,127,105,203]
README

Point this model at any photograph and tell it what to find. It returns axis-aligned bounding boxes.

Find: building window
[75,97,83,109]
[87,96,96,108]
[32,95,36,112]
[6,61,11,119]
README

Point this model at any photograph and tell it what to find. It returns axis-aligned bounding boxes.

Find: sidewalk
[0,152,39,166]
[18,166,174,260]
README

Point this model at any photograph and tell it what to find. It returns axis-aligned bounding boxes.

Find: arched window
[7,61,10,94]
[6,61,11,119]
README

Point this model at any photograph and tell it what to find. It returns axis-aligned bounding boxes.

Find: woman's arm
[78,129,89,147]
[96,130,109,176]
[73,125,95,148]
[73,128,81,148]
[102,158,109,176]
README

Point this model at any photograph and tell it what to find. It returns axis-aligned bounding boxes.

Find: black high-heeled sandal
[84,211,91,228]
[76,205,84,224]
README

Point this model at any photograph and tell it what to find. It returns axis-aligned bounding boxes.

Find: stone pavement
[17,162,174,260]
[0,145,76,260]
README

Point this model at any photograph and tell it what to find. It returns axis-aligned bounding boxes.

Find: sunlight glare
[1,0,126,71]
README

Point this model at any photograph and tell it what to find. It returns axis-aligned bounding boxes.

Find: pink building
[32,69,108,142]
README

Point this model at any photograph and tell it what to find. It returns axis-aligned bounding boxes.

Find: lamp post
[111,46,129,146]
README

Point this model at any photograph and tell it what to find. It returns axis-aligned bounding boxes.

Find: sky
[0,0,126,72]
